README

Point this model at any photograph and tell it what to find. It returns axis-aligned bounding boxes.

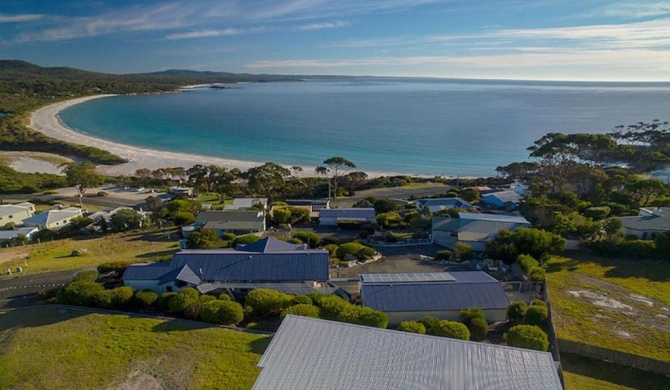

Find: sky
[1,0,670,81]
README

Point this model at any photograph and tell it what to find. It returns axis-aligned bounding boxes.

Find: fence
[557,338,670,376]
[540,282,565,388]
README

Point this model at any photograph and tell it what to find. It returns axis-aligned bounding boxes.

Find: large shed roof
[319,208,375,220]
[253,315,562,390]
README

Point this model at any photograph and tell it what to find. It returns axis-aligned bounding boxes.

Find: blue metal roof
[361,272,509,312]
[253,316,562,390]
[237,237,304,253]
[319,208,375,219]
[171,250,329,282]
[122,262,170,280]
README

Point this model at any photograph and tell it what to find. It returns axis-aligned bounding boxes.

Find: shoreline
[28,94,452,179]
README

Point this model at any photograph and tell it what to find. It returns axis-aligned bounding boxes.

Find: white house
[224,198,268,211]
[620,207,670,239]
[22,207,84,230]
[0,227,39,243]
[0,202,35,226]
[432,212,531,251]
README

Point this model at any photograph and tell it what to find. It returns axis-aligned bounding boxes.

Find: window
[166,286,173,292]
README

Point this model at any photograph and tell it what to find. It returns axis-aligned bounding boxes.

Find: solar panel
[360,272,456,283]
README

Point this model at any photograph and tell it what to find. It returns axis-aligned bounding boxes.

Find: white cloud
[166,28,242,40]
[0,13,43,23]
[591,1,670,19]
[294,20,351,31]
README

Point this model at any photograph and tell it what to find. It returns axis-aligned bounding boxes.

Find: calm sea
[59,78,670,176]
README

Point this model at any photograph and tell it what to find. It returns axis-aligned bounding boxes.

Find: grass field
[562,353,670,390]
[0,229,179,276]
[546,253,670,362]
[0,306,269,390]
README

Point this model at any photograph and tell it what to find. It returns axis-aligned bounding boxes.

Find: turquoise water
[59,78,670,176]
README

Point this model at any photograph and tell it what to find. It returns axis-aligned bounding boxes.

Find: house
[360,272,510,325]
[252,315,562,390]
[285,199,330,218]
[22,207,84,230]
[319,208,375,226]
[123,237,334,295]
[0,202,35,226]
[620,207,670,239]
[0,227,39,243]
[482,190,523,209]
[195,210,266,235]
[168,186,193,196]
[224,197,268,211]
[415,197,473,213]
[432,212,531,251]
[511,179,529,196]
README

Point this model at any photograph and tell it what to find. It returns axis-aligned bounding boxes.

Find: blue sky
[1,0,670,81]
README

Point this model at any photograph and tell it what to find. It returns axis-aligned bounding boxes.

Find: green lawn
[0,306,270,389]
[0,229,179,276]
[546,254,670,362]
[562,353,670,390]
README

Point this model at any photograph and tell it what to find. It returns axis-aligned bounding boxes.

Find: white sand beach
[28,95,291,176]
[28,95,424,178]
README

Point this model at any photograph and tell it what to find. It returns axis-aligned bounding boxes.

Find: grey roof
[286,199,330,206]
[122,262,170,280]
[0,204,32,217]
[198,210,264,231]
[253,315,562,390]
[158,264,201,285]
[225,198,268,210]
[620,209,670,232]
[22,207,82,226]
[459,212,529,224]
[197,281,338,295]
[0,227,38,240]
[319,208,375,220]
[483,190,523,204]
[237,237,305,253]
[170,249,329,282]
[416,197,473,209]
[360,272,457,284]
[361,272,509,312]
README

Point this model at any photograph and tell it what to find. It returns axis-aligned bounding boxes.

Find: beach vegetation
[61,161,105,195]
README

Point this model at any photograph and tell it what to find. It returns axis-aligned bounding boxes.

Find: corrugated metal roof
[237,237,304,253]
[0,204,32,217]
[158,264,202,285]
[0,227,38,240]
[360,272,457,284]
[171,250,329,282]
[416,197,473,209]
[253,315,562,390]
[361,282,510,312]
[483,191,523,204]
[319,208,376,219]
[620,213,670,231]
[286,199,329,206]
[458,212,530,224]
[122,262,170,280]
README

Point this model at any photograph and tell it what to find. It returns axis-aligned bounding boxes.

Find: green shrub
[91,290,114,309]
[222,232,236,241]
[433,320,470,340]
[435,250,453,261]
[506,325,549,351]
[245,289,292,317]
[218,293,232,301]
[338,306,389,329]
[335,242,368,259]
[517,254,540,273]
[459,307,486,326]
[57,281,104,306]
[281,304,321,319]
[584,206,611,220]
[98,262,132,275]
[524,305,548,327]
[507,301,527,322]
[468,318,489,341]
[2,222,15,230]
[397,321,426,334]
[185,295,216,319]
[173,211,196,226]
[531,299,547,307]
[619,240,657,259]
[373,198,398,213]
[111,286,134,309]
[72,270,98,283]
[290,295,313,306]
[455,242,473,260]
[418,317,441,335]
[271,208,292,225]
[529,266,546,281]
[294,231,321,248]
[187,228,220,249]
[201,300,244,325]
[234,234,260,245]
[311,295,349,320]
[168,288,200,314]
[134,290,158,309]
[158,292,178,311]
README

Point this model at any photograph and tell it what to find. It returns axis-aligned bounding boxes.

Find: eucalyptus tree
[246,162,291,200]
[316,157,356,199]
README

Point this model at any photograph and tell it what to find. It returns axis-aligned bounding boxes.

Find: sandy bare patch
[111,370,164,390]
[567,290,633,311]
[0,151,73,175]
[630,294,654,307]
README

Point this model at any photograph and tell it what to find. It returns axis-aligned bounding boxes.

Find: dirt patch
[112,370,164,390]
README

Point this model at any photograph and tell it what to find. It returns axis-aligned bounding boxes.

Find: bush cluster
[506,325,549,351]
[417,317,470,340]
[309,293,388,328]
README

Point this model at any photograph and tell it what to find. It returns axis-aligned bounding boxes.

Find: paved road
[330,185,452,207]
[0,270,75,300]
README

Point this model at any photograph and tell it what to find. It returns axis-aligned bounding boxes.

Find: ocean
[59,78,670,177]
